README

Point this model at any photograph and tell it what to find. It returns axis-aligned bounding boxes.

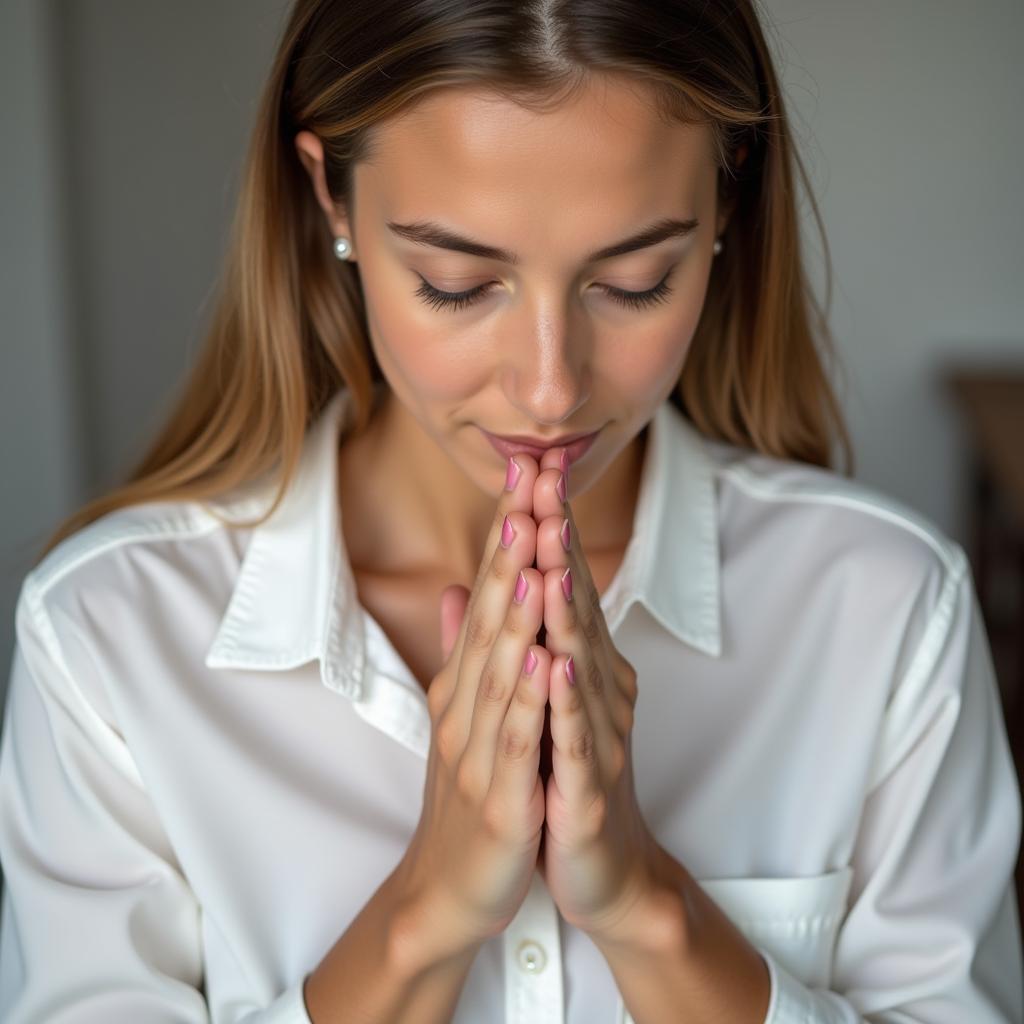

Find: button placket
[504,870,564,1024]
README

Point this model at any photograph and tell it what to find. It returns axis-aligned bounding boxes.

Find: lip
[480,426,602,465]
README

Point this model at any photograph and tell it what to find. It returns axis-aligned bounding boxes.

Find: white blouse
[1,385,1022,1024]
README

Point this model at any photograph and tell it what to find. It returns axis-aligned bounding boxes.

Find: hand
[530,447,664,944]
[393,454,555,962]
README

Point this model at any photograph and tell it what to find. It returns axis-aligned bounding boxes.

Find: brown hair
[34,0,852,566]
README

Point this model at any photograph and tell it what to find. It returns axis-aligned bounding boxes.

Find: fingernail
[566,655,576,686]
[500,514,516,549]
[560,448,569,475]
[560,517,571,551]
[556,472,567,502]
[561,566,573,602]
[524,648,538,675]
[505,456,522,491]
[514,570,529,603]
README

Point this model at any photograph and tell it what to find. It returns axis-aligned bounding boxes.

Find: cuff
[758,948,849,1024]
[254,976,314,1023]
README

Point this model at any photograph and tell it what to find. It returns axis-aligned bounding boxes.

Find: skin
[294,72,731,588]
[296,73,770,1022]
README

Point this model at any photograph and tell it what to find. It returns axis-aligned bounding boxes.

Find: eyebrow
[385,216,700,266]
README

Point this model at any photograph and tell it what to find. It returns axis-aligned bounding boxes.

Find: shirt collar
[602,397,723,658]
[203,387,722,699]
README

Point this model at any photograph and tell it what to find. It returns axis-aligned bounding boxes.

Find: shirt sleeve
[756,549,1024,1023]
[0,577,313,1024]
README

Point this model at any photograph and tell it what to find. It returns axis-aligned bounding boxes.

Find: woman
[1,1,1020,1021]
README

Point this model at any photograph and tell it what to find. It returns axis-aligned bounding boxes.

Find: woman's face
[298,74,727,499]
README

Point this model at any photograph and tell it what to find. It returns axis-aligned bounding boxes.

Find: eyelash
[413,268,676,313]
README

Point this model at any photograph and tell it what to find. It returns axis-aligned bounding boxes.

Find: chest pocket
[618,865,854,1024]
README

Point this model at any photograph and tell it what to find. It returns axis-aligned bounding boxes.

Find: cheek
[595,259,710,396]
[602,260,708,395]
[597,310,700,401]
[361,271,486,401]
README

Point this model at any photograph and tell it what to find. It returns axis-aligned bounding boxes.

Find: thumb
[439,583,471,664]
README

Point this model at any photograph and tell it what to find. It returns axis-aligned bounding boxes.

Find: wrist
[587,841,691,958]
[386,866,489,980]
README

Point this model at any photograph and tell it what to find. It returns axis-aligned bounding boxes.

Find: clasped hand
[438,448,666,945]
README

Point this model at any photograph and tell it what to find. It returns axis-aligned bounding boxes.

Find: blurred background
[1,0,1022,907]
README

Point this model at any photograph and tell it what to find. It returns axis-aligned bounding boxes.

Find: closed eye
[413,267,676,313]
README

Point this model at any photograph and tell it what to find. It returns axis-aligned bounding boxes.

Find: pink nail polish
[560,517,571,551]
[505,456,522,491]
[561,566,573,602]
[566,655,576,686]
[556,473,567,502]
[500,514,516,549]
[560,448,569,475]
[524,648,538,675]
[514,570,529,603]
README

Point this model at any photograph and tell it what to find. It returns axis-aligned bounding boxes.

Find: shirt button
[516,939,547,974]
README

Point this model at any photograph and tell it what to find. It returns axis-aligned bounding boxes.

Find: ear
[293,129,355,253]
[715,142,749,237]
[716,204,733,240]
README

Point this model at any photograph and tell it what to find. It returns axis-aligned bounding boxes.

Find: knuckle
[426,680,445,719]
[584,657,604,697]
[481,795,513,839]
[512,676,537,711]
[491,554,513,584]
[479,663,507,705]
[582,611,602,645]
[500,725,531,762]
[434,715,461,764]
[455,758,483,801]
[503,611,526,638]
[616,654,638,692]
[570,727,596,766]
[616,701,635,737]
[465,612,494,653]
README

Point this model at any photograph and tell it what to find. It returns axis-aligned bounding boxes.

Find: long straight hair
[34,0,852,565]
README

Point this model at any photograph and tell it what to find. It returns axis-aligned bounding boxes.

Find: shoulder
[686,425,969,621]
[716,442,960,569]
[19,491,261,635]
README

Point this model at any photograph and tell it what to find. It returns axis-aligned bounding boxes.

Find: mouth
[479,426,602,465]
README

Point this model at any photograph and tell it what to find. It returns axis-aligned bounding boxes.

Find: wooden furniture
[943,363,1024,930]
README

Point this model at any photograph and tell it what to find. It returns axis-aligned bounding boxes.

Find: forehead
[355,76,715,223]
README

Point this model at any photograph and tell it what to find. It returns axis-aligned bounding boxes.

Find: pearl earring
[712,237,723,256]
[333,236,352,260]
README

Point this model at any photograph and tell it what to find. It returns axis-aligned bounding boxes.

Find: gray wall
[1,0,1022,870]
[780,0,1024,525]
[0,0,294,656]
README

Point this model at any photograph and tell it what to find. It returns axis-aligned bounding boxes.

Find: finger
[535,456,636,723]
[533,454,617,656]
[461,566,545,784]
[486,643,552,820]
[443,510,540,751]
[531,446,572,550]
[542,563,624,773]
[547,652,605,817]
[433,453,540,711]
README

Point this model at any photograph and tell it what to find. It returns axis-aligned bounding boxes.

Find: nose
[502,301,591,426]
